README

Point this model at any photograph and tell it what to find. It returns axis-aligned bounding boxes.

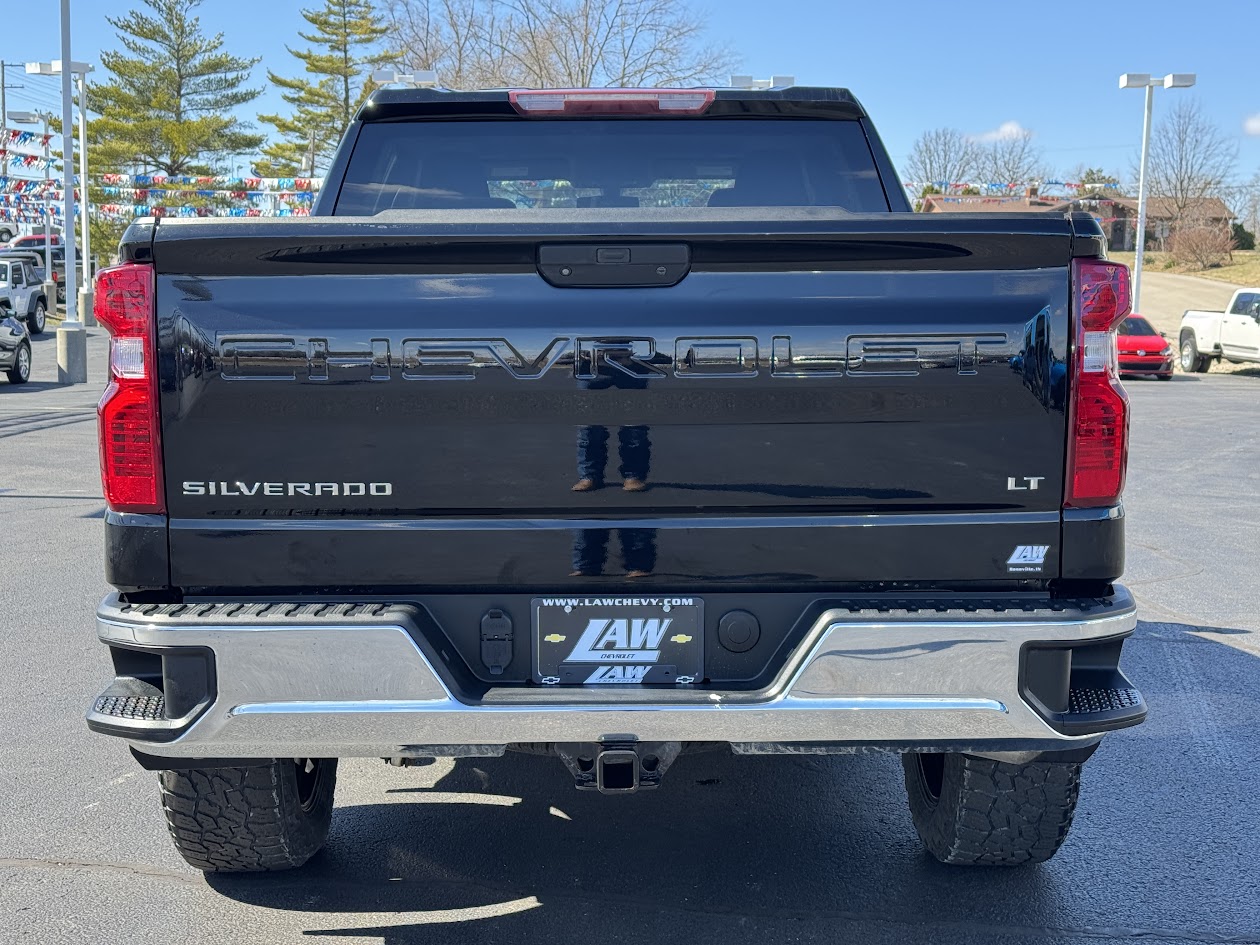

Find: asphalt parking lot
[1,303,1258,944]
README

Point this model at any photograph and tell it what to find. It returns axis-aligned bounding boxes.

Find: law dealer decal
[1006,545,1050,573]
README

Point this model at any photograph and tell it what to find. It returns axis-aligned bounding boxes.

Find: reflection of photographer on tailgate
[568,347,655,576]
[570,351,653,494]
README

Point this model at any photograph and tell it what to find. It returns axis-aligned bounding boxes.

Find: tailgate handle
[538,243,690,288]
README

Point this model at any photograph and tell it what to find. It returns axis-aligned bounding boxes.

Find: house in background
[919,193,1063,213]
[920,192,1235,252]
[1053,196,1234,251]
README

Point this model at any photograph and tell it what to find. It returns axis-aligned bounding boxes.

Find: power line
[13,83,63,108]
[7,89,61,112]
[1041,143,1135,153]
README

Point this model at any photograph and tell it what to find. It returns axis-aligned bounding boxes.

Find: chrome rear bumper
[89,594,1143,759]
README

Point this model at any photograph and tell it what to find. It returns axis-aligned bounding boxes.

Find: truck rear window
[334,119,889,215]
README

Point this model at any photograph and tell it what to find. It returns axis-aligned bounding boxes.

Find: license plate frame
[532,596,704,686]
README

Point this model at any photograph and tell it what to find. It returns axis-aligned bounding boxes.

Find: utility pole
[41,115,51,278]
[1,62,32,181]
[302,129,317,177]
[0,61,31,181]
[6,109,52,251]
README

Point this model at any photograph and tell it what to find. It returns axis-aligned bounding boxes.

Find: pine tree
[258,0,391,175]
[88,0,264,176]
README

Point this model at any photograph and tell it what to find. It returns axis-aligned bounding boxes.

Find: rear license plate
[533,596,703,686]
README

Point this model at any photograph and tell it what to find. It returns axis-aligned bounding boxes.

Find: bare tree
[387,0,507,88]
[1141,98,1237,225]
[975,128,1047,188]
[1220,171,1260,239]
[388,0,735,89]
[1166,205,1236,270]
[902,128,979,189]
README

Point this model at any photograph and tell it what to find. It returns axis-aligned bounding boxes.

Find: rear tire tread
[158,760,336,872]
[902,753,1081,866]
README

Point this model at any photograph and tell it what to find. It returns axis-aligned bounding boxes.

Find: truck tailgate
[152,214,1074,590]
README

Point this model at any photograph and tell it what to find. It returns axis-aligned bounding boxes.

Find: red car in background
[1116,315,1174,380]
[8,234,63,250]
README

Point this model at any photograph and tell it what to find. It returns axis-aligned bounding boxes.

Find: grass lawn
[1108,250,1260,286]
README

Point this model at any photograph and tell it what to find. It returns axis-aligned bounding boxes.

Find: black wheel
[1156,373,1173,381]
[159,758,337,872]
[56,283,66,304]
[6,342,31,384]
[27,300,47,336]
[902,752,1081,866]
[1178,335,1210,373]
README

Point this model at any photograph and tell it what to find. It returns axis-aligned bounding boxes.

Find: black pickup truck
[87,86,1145,872]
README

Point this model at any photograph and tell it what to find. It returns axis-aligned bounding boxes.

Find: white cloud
[969,121,1029,143]
[1245,113,1260,136]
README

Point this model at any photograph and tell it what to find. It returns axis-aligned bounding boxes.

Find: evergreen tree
[258,0,391,175]
[1078,167,1126,197]
[88,0,264,176]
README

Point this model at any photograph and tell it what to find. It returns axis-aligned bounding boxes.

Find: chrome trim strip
[1062,504,1123,522]
[232,696,1008,715]
[169,510,1062,532]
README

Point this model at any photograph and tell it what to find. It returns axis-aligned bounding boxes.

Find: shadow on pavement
[201,619,1260,945]
[0,381,73,395]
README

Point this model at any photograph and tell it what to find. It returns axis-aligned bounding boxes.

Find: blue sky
[11,0,1260,184]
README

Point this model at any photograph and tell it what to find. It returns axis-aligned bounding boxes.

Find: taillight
[508,88,715,116]
[95,261,164,513]
[1066,259,1130,508]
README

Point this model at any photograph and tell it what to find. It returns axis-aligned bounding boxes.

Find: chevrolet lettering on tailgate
[216,333,1010,382]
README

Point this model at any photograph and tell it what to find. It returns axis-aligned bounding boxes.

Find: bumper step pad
[95,691,166,722]
[1043,676,1147,736]
[87,676,184,741]
[1069,686,1142,715]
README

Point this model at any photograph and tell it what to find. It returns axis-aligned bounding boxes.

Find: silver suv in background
[0,256,49,334]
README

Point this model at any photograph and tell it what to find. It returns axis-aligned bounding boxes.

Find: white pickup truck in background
[1179,288,1260,372]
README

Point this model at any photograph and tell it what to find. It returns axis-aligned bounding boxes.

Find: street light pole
[56,0,86,383]
[29,59,95,323]
[1119,72,1196,313]
[76,70,93,324]
[1132,83,1155,310]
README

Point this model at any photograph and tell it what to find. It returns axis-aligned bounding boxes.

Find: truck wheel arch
[1178,331,1212,373]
